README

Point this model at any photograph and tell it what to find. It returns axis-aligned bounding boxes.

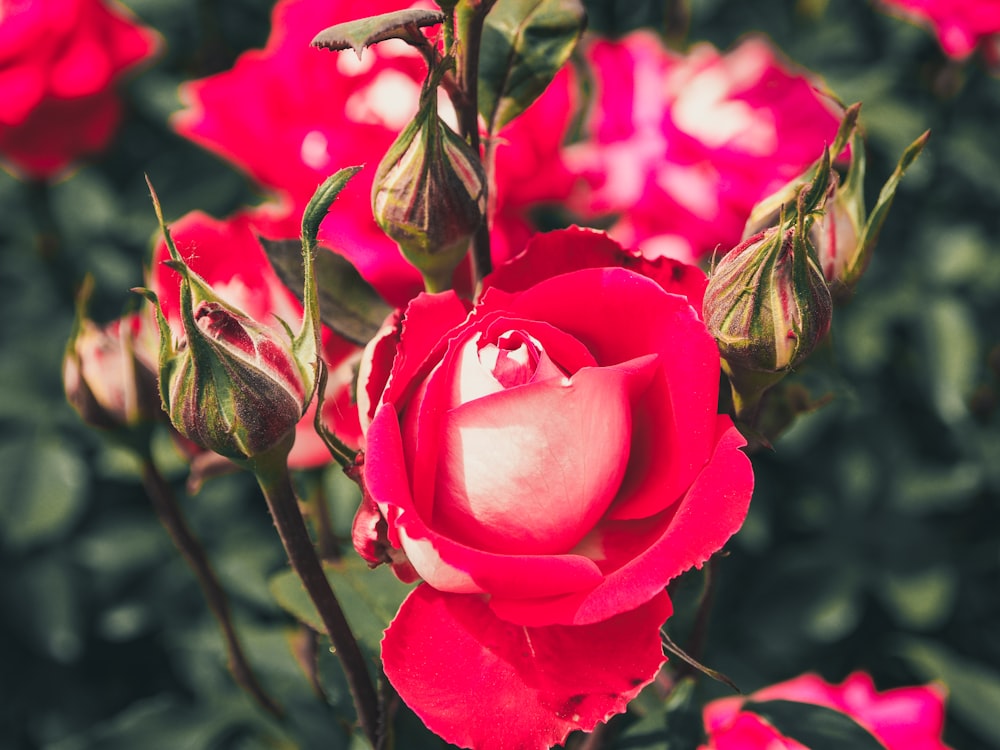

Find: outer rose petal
[484,226,708,313]
[490,416,752,626]
[383,585,673,750]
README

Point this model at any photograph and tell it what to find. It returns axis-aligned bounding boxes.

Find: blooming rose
[566,33,841,263]
[173,0,581,303]
[148,209,362,469]
[877,0,1000,60]
[0,0,156,179]
[355,227,754,749]
[701,671,953,750]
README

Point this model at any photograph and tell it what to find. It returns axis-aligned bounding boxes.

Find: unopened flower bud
[64,312,160,431]
[703,219,833,417]
[152,288,307,461]
[372,69,486,292]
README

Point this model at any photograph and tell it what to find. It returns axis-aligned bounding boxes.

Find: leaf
[478,0,586,133]
[744,699,888,750]
[311,9,446,59]
[260,238,392,347]
[902,639,1000,748]
[269,557,414,659]
[0,434,88,552]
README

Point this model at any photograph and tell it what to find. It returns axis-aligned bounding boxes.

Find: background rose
[0,0,156,179]
[148,209,362,469]
[701,672,953,750]
[876,0,1000,60]
[566,33,841,263]
[356,227,754,749]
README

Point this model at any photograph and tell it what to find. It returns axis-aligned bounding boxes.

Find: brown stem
[456,0,497,287]
[140,457,282,718]
[252,449,379,746]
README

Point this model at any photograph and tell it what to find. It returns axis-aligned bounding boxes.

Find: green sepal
[846,128,930,288]
[743,700,889,750]
[131,285,178,415]
[296,166,363,401]
[311,8,446,60]
[478,0,587,134]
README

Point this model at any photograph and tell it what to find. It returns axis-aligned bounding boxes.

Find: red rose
[148,209,362,469]
[701,672,953,750]
[877,0,1000,60]
[355,228,754,749]
[0,0,156,179]
[566,33,841,263]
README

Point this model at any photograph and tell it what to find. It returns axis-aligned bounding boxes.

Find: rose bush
[148,209,362,469]
[877,0,1000,61]
[701,671,953,750]
[0,0,156,179]
[567,33,842,263]
[354,227,754,749]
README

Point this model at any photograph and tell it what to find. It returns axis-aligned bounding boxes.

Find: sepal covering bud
[138,181,323,461]
[704,201,833,419]
[371,61,486,292]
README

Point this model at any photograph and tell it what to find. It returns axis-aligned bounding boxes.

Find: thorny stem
[250,442,379,747]
[456,0,497,289]
[139,455,282,718]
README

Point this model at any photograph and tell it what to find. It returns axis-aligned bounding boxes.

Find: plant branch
[456,0,498,287]
[250,443,379,746]
[140,456,282,718]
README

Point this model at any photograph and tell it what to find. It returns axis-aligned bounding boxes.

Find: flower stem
[456,0,497,287]
[250,443,379,747]
[139,455,282,718]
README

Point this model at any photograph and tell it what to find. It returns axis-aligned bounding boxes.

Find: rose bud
[64,307,160,431]
[371,64,486,293]
[703,211,833,419]
[142,275,308,461]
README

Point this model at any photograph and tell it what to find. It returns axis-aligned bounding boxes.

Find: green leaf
[478,0,586,133]
[902,639,1000,748]
[310,9,446,59]
[744,699,888,750]
[0,434,88,552]
[260,238,392,347]
[269,557,414,658]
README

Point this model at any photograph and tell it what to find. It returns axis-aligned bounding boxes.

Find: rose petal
[434,357,656,554]
[383,585,672,750]
[506,266,720,520]
[364,405,605,597]
[485,226,708,313]
[490,416,752,626]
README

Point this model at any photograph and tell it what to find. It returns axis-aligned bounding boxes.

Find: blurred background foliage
[1,0,999,748]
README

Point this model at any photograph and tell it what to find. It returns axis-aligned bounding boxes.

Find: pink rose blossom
[567,33,842,264]
[173,0,581,301]
[148,209,362,469]
[355,227,753,749]
[702,672,953,750]
[0,0,156,178]
[878,0,1000,60]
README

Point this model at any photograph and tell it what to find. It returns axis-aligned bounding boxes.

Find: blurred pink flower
[701,672,953,750]
[0,0,157,179]
[567,33,842,264]
[878,0,1000,60]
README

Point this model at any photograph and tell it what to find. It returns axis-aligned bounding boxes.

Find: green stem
[455,0,497,288]
[139,456,282,718]
[250,443,379,747]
